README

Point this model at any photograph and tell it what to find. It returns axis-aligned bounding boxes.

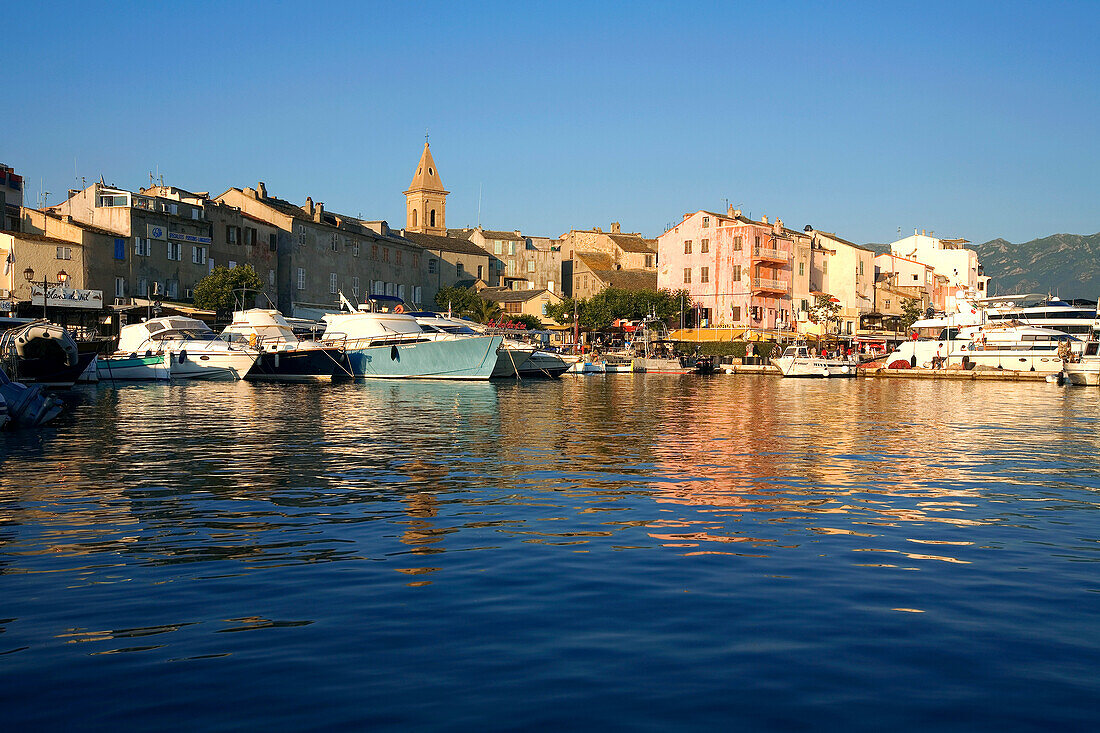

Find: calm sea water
[2,375,1100,731]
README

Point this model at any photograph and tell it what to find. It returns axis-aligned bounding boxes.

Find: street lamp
[23,267,68,323]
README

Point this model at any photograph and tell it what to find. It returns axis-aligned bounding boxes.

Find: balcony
[752,277,788,294]
[752,245,788,263]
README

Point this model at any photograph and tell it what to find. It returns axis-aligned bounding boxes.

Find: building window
[297,225,306,245]
[702,216,710,228]
[509,242,517,256]
[244,228,255,246]
[885,299,891,309]
[329,273,338,294]
[799,262,805,276]
[733,265,741,281]
[823,259,828,274]
[494,241,503,255]
[398,284,406,300]
[373,280,384,295]
[227,225,238,244]
[731,306,741,321]
[268,269,275,287]
[55,246,72,260]
[114,238,125,260]
[684,240,692,254]
[413,254,420,268]
[505,301,522,314]
[168,242,182,261]
[801,299,809,312]
[167,280,178,299]
[330,233,338,252]
[645,255,653,268]
[457,262,465,274]
[134,237,151,257]
[269,233,277,252]
[228,260,237,268]
[383,248,390,262]
[192,246,207,265]
[353,241,360,257]
[413,286,422,304]
[701,239,709,253]
[859,260,864,276]
[114,277,125,298]
[430,209,436,227]
[138,278,148,296]
[192,208,201,220]
[297,268,305,290]
[733,236,743,251]
[477,265,484,280]
[352,276,360,298]
[428,258,438,274]
[700,266,709,283]
[683,267,691,284]
[396,250,403,266]
[527,260,535,273]
[372,244,379,260]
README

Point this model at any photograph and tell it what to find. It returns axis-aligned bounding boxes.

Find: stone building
[480,287,563,322]
[19,208,126,303]
[560,222,657,297]
[400,229,492,302]
[217,183,425,315]
[47,182,217,303]
[1,164,23,231]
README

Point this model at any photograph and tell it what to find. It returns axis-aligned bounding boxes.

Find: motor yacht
[116,317,260,380]
[775,343,856,378]
[885,322,1079,374]
[221,308,351,381]
[321,296,502,380]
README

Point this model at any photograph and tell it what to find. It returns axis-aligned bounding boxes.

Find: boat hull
[97,354,170,381]
[776,356,856,378]
[166,349,259,380]
[1064,360,1100,386]
[517,352,568,378]
[247,347,351,382]
[949,351,1066,374]
[633,357,694,374]
[345,335,503,379]
[491,348,533,378]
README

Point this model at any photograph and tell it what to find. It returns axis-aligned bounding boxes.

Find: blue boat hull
[345,335,503,379]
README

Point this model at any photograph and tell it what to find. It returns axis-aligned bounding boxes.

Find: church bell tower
[405,140,449,236]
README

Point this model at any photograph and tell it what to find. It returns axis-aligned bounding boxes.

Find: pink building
[657,207,793,329]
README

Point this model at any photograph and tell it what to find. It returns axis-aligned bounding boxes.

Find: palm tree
[467,297,503,324]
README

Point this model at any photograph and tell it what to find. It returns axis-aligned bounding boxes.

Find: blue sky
[5,1,1098,244]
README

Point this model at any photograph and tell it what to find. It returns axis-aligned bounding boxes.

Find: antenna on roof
[477,183,482,227]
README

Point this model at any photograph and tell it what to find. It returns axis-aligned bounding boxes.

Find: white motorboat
[221,308,351,381]
[775,344,856,378]
[117,317,260,381]
[567,357,606,374]
[886,322,1079,374]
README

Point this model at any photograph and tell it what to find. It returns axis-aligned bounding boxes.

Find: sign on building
[147,223,168,241]
[31,284,104,310]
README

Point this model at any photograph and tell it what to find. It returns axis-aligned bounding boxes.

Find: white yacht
[116,317,260,381]
[885,321,1079,374]
[221,309,350,381]
[775,344,856,378]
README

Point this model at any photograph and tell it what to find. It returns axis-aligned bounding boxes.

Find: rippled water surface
[3,375,1100,730]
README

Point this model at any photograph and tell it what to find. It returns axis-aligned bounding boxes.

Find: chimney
[761,214,769,225]
[611,221,621,233]
[305,197,314,216]
[727,204,735,217]
[257,181,267,199]
[776,218,783,232]
[314,202,325,222]
[595,227,601,233]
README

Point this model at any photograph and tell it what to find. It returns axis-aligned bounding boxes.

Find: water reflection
[2,376,1100,575]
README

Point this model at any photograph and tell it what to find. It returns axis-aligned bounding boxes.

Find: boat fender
[391,344,399,361]
[178,350,187,363]
[821,368,830,378]
[841,365,850,374]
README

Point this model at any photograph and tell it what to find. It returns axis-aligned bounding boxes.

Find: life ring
[393,304,404,314]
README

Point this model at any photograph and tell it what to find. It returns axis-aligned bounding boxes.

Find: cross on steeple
[425,130,429,146]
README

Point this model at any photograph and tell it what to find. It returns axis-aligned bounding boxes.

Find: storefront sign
[147,223,168,241]
[31,284,104,310]
[167,231,213,244]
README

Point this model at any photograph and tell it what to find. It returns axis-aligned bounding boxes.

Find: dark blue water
[2,376,1100,731]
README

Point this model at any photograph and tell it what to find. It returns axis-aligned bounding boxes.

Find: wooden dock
[715,364,1053,381]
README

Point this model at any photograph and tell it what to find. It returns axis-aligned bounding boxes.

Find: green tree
[900,298,923,330]
[510,313,543,330]
[434,285,480,315]
[466,297,504,324]
[546,288,693,329]
[193,265,264,313]
[809,293,841,331]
